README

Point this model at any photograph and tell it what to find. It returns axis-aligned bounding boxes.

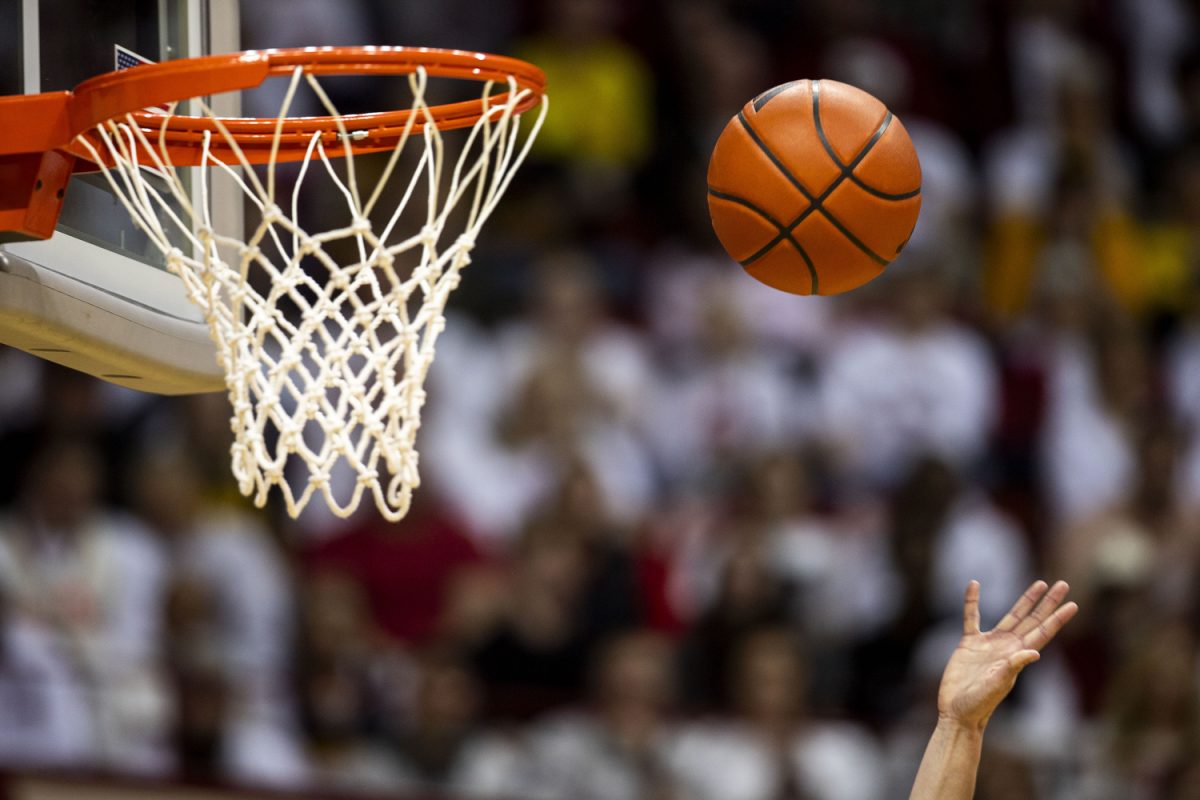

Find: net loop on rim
[72,53,547,521]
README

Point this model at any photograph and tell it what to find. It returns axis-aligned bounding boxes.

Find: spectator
[819,262,998,486]
[1117,0,1197,148]
[296,658,402,794]
[426,252,656,541]
[647,277,802,489]
[517,0,654,172]
[390,650,527,797]
[1104,619,1200,797]
[982,43,1139,319]
[304,496,482,647]
[134,445,293,687]
[470,511,599,719]
[294,572,402,793]
[1040,316,1151,528]
[524,631,680,800]
[0,436,169,772]
[675,628,887,800]
[677,540,790,712]
[168,663,301,786]
[0,591,95,767]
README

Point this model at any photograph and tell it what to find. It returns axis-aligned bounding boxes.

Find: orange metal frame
[0,46,546,241]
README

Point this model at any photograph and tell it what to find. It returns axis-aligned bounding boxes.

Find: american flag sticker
[115,45,169,113]
[115,44,154,71]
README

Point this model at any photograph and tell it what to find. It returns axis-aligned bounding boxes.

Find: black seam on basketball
[736,107,889,270]
[858,184,921,200]
[741,229,815,272]
[752,81,801,112]
[735,227,819,293]
[776,117,893,236]
[738,233,785,266]
[737,111,820,203]
[786,237,819,294]
[708,187,806,272]
[801,82,892,266]
[812,82,920,201]
[708,187,816,288]
[707,187,788,228]
[740,105,889,267]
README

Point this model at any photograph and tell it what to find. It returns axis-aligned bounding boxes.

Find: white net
[74,66,546,520]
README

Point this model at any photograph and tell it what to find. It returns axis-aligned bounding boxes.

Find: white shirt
[648,354,799,486]
[1040,337,1135,525]
[0,616,97,767]
[0,512,169,770]
[819,322,997,485]
[669,720,887,800]
[174,509,293,678]
[932,495,1033,623]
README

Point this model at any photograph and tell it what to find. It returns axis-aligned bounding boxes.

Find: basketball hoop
[0,47,547,521]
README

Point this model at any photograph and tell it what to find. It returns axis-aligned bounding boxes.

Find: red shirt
[304,510,482,645]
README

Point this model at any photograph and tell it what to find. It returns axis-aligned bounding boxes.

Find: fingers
[963,580,981,635]
[1013,580,1071,638]
[1008,649,1041,671]
[994,580,1048,632]
[1022,600,1079,651]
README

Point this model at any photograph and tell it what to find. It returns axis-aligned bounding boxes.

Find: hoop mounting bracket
[0,150,76,242]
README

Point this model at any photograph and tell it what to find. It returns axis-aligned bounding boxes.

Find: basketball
[707,79,922,296]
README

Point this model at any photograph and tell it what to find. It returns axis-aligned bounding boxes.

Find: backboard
[0,0,240,394]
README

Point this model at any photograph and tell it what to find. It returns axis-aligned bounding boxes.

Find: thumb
[1007,649,1040,672]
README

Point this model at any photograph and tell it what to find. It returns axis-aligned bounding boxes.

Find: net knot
[298,235,319,256]
[280,427,303,452]
[166,247,185,267]
[271,352,302,377]
[350,217,372,236]
[262,204,284,225]
[419,225,440,248]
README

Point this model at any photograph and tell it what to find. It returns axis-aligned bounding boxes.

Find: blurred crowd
[3,0,1200,798]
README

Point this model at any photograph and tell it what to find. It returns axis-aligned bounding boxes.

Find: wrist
[936,713,988,737]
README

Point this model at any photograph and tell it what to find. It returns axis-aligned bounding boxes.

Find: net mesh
[73,66,546,520]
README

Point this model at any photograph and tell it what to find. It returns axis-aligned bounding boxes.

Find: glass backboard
[0,0,240,394]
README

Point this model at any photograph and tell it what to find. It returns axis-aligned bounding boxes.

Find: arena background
[1,0,1199,798]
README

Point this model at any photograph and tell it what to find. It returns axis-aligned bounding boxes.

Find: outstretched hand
[938,580,1078,731]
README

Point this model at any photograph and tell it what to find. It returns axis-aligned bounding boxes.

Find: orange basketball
[707,79,922,296]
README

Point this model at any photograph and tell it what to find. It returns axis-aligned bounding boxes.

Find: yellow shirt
[517,37,653,167]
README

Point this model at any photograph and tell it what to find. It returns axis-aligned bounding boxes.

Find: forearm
[908,717,986,800]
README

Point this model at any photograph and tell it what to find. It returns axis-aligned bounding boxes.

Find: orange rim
[4,46,545,166]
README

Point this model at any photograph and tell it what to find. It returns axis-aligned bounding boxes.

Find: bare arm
[908,580,1078,800]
